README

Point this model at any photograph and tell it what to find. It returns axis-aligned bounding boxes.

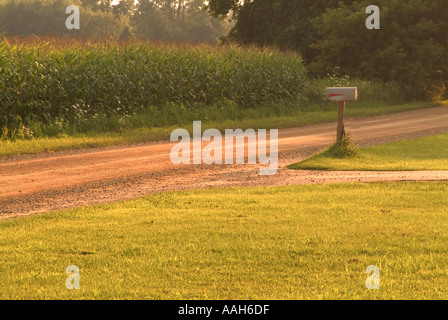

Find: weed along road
[1,106,448,218]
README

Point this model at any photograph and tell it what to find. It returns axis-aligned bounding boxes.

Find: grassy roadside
[1,182,447,299]
[0,101,440,157]
[289,131,448,171]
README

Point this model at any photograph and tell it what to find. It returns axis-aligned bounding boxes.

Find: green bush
[303,67,408,107]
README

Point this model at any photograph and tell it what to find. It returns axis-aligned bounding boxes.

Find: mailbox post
[326,87,357,142]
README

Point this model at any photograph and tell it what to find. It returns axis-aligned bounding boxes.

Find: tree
[0,0,123,39]
[111,0,137,18]
[131,0,228,43]
[310,0,448,100]
[206,0,448,100]
[206,0,355,62]
[81,0,112,12]
[131,0,170,41]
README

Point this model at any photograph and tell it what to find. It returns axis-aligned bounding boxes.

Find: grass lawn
[1,182,447,299]
[0,101,440,157]
[289,132,448,171]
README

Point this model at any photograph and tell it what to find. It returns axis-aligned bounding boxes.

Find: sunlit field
[1,182,447,299]
[290,131,448,171]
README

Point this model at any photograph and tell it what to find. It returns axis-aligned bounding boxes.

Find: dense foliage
[0,38,307,137]
[208,0,448,100]
[0,0,124,39]
[208,0,355,62]
[3,1,447,100]
[310,0,448,100]
[0,0,228,43]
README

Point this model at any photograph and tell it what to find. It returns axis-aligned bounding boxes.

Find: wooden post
[337,101,345,142]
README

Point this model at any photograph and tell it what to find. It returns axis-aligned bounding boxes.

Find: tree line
[208,0,448,100]
[1,0,446,100]
[0,0,229,43]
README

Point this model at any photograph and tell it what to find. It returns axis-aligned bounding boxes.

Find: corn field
[0,37,307,137]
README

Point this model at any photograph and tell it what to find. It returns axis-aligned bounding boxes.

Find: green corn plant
[0,37,308,140]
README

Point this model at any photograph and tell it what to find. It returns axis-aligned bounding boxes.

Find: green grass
[1,182,447,299]
[0,101,440,157]
[289,131,448,171]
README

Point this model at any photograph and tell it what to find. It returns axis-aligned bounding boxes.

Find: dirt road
[1,106,448,218]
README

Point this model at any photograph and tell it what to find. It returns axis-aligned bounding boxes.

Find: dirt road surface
[1,106,448,218]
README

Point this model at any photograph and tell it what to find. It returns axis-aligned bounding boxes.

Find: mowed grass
[1,182,447,299]
[290,132,448,171]
[0,101,439,157]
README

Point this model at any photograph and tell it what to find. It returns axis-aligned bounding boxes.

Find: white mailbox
[326,87,357,102]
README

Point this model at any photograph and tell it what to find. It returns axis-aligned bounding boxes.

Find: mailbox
[326,87,357,102]
[326,87,358,142]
